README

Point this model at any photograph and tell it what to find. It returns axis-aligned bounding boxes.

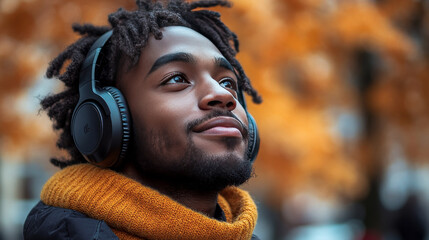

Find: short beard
[130,110,253,192]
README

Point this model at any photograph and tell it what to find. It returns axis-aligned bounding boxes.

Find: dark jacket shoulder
[24,201,261,240]
[23,201,118,240]
[251,234,261,240]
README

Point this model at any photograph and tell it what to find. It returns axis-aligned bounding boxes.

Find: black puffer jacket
[24,201,261,240]
[24,201,118,239]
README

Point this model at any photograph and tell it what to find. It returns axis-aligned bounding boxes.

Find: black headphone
[71,30,259,168]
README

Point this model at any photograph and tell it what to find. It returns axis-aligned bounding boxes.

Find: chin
[131,128,252,191]
[175,149,253,192]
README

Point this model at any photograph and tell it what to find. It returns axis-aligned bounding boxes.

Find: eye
[162,73,189,85]
[219,78,237,91]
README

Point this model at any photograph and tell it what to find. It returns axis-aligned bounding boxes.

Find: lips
[192,116,244,137]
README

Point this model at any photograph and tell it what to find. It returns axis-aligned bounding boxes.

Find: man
[24,0,262,239]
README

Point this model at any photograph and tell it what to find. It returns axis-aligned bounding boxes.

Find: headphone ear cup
[71,100,105,162]
[71,86,131,168]
[246,112,260,163]
[103,86,132,167]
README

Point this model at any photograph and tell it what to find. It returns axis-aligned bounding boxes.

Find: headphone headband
[79,31,113,94]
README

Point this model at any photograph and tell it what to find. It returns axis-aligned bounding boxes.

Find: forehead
[139,26,224,65]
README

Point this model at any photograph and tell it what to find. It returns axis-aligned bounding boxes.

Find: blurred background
[1,0,429,239]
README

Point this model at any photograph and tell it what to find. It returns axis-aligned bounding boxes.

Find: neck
[122,162,219,217]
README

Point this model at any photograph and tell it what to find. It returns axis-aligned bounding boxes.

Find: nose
[198,77,237,111]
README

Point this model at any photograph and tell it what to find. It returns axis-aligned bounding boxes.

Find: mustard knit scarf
[41,164,258,240]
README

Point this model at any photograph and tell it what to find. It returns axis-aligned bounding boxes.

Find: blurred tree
[216,0,427,236]
[0,0,134,157]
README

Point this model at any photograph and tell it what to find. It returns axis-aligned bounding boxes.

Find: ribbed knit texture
[41,164,257,240]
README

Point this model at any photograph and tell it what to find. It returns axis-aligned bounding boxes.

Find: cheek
[234,105,249,127]
[131,97,194,139]
[131,107,190,155]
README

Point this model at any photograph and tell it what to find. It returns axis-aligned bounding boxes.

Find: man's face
[118,26,252,191]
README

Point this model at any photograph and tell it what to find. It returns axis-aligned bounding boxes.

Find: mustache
[186,109,249,139]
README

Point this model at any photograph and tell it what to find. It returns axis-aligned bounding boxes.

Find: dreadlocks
[41,0,262,168]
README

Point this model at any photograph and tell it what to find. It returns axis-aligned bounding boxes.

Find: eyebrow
[148,52,196,74]
[214,57,235,72]
[147,52,236,76]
